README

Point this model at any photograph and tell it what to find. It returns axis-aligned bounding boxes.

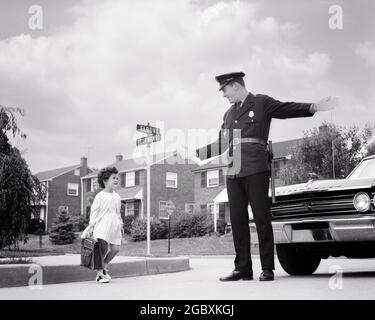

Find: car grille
[271,189,374,218]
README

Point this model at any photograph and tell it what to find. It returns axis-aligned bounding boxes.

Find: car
[249,154,375,275]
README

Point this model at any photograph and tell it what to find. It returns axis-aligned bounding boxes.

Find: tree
[279,121,375,186]
[49,206,76,244]
[0,106,45,249]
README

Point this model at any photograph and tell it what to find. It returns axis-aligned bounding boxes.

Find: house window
[159,201,169,219]
[207,170,219,188]
[74,168,80,176]
[67,183,79,196]
[166,172,178,188]
[185,203,195,214]
[125,201,135,216]
[126,171,135,187]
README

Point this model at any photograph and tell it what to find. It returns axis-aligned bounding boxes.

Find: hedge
[130,217,168,242]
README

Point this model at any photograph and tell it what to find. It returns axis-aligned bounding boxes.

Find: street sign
[136,124,160,135]
[136,134,161,146]
[135,122,162,256]
[165,200,176,216]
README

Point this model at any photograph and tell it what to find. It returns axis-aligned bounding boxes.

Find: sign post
[136,123,161,256]
[165,200,176,254]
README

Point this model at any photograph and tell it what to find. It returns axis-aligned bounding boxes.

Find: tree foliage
[279,122,375,186]
[0,106,45,249]
[49,206,76,244]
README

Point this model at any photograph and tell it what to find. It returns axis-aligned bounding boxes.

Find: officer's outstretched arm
[264,95,314,119]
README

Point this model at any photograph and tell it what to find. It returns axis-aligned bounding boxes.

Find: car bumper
[249,216,375,244]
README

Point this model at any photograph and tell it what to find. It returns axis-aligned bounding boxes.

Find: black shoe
[259,270,274,281]
[219,270,253,281]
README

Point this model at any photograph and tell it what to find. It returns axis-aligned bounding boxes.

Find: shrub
[129,218,146,242]
[28,218,46,235]
[216,219,227,235]
[171,212,214,238]
[69,215,89,232]
[170,212,193,238]
[150,218,168,240]
[123,215,136,235]
[49,206,76,244]
[129,217,168,242]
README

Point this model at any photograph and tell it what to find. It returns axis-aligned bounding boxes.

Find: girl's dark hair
[97,166,118,188]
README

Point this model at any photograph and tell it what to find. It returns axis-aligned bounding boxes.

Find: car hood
[273,178,375,197]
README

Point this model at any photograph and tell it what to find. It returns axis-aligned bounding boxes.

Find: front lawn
[0,233,259,258]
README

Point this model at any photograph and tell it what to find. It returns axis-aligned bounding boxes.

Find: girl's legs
[97,239,109,272]
[102,244,121,275]
[104,244,120,266]
[95,239,110,283]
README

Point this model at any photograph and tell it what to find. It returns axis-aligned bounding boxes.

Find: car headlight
[353,192,371,212]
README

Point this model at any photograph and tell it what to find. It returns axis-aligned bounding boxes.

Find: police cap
[215,72,245,91]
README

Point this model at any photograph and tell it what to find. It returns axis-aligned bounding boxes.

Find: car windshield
[347,158,375,180]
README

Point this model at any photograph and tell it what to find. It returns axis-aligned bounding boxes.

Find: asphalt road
[1,256,375,300]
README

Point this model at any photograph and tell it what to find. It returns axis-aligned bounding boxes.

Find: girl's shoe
[95,272,110,284]
[102,269,112,281]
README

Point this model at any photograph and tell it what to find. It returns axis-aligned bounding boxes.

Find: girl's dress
[89,190,123,245]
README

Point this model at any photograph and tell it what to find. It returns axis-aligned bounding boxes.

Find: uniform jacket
[196,92,314,178]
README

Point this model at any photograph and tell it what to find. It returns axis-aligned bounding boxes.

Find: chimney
[80,156,88,176]
[116,153,123,163]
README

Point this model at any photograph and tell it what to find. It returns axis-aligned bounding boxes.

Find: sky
[0,0,374,173]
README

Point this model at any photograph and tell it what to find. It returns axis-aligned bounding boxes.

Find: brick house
[192,138,302,224]
[34,157,91,230]
[81,151,197,220]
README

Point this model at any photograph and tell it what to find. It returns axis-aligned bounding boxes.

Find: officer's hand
[220,150,232,165]
[314,96,339,112]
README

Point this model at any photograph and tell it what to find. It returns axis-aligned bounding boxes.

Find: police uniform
[196,72,315,276]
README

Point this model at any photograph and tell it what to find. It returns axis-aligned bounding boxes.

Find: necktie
[234,101,241,112]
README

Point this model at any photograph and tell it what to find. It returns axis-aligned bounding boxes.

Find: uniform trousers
[226,171,275,273]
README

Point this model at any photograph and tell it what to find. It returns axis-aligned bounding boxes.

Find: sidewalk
[0,254,190,288]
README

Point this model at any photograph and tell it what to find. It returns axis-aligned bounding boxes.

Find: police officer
[195,72,336,281]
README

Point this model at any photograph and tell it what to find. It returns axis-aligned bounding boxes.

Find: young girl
[85,166,124,283]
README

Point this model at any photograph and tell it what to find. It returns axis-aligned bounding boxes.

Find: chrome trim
[250,216,375,244]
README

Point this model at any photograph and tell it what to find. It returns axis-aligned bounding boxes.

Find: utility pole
[136,122,161,256]
[331,111,335,179]
[146,140,151,255]
[332,139,335,179]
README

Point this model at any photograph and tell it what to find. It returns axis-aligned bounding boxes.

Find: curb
[0,255,190,288]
